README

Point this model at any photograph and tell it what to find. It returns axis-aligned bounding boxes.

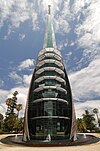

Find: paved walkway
[0,133,100,151]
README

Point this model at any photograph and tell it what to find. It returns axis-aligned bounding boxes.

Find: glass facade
[23,7,76,141]
[26,47,73,140]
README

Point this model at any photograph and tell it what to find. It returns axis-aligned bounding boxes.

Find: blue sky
[0,0,100,118]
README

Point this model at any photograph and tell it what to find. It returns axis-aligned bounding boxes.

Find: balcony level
[32,89,68,100]
[35,67,65,77]
[35,76,66,85]
[36,59,64,70]
[38,48,61,57]
[33,85,67,94]
[33,98,68,104]
[38,52,62,62]
[31,116,70,120]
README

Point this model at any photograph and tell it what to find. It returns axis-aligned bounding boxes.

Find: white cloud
[69,41,75,47]
[75,100,100,118]
[72,0,91,15]
[58,43,64,50]
[0,80,4,87]
[9,71,22,84]
[18,59,35,71]
[8,60,33,87]
[0,0,25,27]
[74,0,100,61]
[69,58,100,101]
[0,0,72,37]
[7,59,35,86]
[0,0,14,28]
[54,0,71,34]
[19,33,25,41]
[0,104,7,116]
[0,0,38,31]
[23,74,32,86]
[0,89,9,115]
[1,0,100,43]
[58,39,68,50]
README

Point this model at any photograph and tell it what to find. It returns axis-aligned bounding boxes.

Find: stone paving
[0,133,100,151]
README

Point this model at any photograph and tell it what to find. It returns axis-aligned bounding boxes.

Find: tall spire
[48,5,51,15]
[43,5,57,48]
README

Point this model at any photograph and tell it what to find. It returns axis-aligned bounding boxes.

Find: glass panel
[44,101,53,116]
[42,90,58,98]
[34,119,70,137]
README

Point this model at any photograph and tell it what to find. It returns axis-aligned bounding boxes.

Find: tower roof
[43,5,57,48]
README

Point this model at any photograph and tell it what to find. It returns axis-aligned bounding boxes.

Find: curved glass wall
[35,78,66,88]
[24,46,75,139]
[23,8,76,141]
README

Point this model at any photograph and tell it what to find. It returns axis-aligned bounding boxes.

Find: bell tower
[23,5,76,141]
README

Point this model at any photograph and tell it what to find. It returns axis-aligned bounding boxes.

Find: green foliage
[0,129,4,134]
[17,117,24,132]
[93,108,99,114]
[0,113,3,120]
[4,91,23,133]
[82,110,95,131]
[3,114,17,132]
[6,91,18,116]
[11,117,24,133]
[98,118,100,126]
[77,118,86,132]
[0,113,4,130]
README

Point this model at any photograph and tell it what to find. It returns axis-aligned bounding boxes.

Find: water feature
[15,134,18,140]
[83,133,87,139]
[43,134,51,142]
[1,133,99,147]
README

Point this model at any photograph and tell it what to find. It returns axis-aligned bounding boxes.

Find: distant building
[23,6,76,141]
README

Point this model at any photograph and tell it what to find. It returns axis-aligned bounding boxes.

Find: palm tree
[93,108,99,126]
[83,110,95,131]
[77,118,86,132]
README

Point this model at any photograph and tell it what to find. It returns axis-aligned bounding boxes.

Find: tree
[0,113,3,129]
[98,118,100,127]
[4,114,17,132]
[77,118,86,132]
[6,91,18,116]
[17,117,24,132]
[5,91,19,132]
[0,113,3,121]
[82,110,95,131]
[93,108,99,126]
